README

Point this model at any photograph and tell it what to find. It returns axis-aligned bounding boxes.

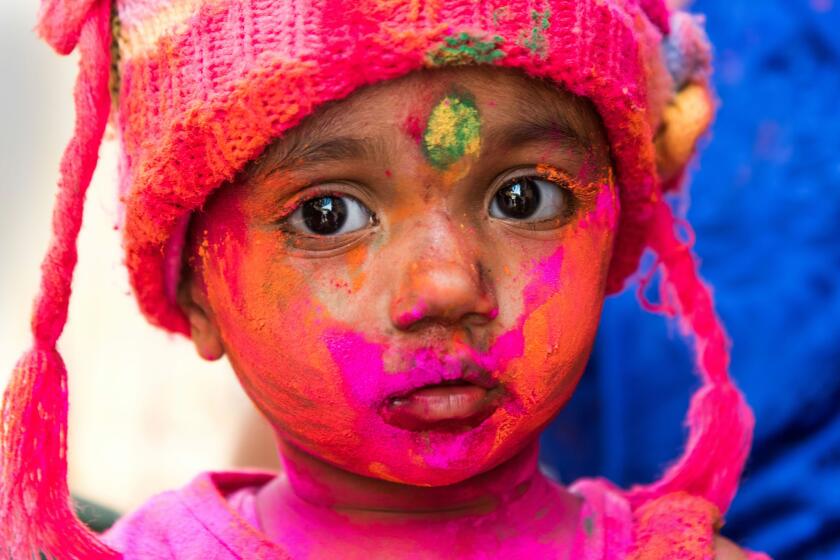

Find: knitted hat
[1,1,753,558]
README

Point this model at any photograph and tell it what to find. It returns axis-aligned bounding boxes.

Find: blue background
[540,1,840,558]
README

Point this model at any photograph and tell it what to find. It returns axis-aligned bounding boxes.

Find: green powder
[427,32,505,66]
[422,94,481,169]
[522,8,551,56]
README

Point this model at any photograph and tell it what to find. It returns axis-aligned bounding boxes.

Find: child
[0,0,769,558]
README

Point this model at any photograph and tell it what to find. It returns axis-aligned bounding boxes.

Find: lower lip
[382,384,501,432]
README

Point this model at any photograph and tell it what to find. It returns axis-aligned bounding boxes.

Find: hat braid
[0,0,120,558]
[625,199,754,513]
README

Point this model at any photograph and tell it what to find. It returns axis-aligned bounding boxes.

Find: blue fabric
[540,2,840,559]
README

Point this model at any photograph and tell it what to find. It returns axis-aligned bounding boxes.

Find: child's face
[183,67,618,486]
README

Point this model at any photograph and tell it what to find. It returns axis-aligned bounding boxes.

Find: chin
[338,409,538,487]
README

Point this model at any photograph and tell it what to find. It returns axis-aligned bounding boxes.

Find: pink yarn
[36,0,99,55]
[0,0,119,558]
[625,200,753,513]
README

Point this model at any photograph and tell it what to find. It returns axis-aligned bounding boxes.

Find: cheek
[493,200,617,430]
[200,222,369,461]
[579,179,620,231]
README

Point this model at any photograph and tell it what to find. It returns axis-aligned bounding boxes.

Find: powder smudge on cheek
[323,330,387,406]
[421,93,481,169]
[197,195,249,312]
[197,200,362,461]
[479,243,602,465]
[584,183,619,230]
[576,168,619,231]
[344,244,368,292]
[501,249,569,408]
[504,227,612,427]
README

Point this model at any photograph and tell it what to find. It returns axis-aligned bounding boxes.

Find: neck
[276,437,543,517]
[254,437,583,557]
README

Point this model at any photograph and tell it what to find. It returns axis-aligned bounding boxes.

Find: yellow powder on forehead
[422,94,481,168]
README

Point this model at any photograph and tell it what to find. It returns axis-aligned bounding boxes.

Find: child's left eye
[285,194,375,236]
[488,175,573,224]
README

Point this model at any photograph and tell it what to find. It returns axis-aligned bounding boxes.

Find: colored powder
[492,6,511,26]
[422,94,481,169]
[522,8,551,55]
[427,32,505,66]
[403,114,424,143]
[627,492,720,560]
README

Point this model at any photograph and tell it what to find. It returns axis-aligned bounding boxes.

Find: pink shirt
[102,471,769,559]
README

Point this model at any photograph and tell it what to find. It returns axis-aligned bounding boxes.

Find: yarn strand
[625,199,754,513]
[0,0,120,558]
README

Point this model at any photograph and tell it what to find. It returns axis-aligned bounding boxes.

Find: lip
[381,375,503,432]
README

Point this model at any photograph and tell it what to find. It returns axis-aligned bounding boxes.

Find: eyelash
[535,163,599,209]
[272,185,363,224]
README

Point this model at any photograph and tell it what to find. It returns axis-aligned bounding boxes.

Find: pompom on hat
[1,1,755,558]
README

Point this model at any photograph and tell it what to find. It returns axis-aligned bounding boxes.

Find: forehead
[249,67,607,176]
[326,67,600,132]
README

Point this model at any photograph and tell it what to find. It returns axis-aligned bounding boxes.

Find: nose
[389,219,498,331]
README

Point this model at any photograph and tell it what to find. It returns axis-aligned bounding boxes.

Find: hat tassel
[626,199,754,514]
[0,0,120,557]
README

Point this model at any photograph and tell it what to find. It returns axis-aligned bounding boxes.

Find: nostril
[393,298,430,330]
[484,305,499,321]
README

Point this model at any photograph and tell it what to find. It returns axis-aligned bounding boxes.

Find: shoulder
[101,488,186,558]
[101,470,277,559]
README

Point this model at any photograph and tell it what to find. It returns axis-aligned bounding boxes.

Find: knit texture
[0,1,118,558]
[0,1,760,558]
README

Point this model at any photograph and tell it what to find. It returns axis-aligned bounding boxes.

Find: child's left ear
[654,82,715,187]
[177,278,226,361]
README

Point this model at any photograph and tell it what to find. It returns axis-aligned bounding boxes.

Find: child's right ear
[177,276,226,361]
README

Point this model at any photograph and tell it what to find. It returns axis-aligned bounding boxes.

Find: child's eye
[488,175,573,223]
[286,194,375,236]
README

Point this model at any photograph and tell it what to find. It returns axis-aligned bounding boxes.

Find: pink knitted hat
[1,1,754,558]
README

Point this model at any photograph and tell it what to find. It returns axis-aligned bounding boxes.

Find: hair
[1,2,753,559]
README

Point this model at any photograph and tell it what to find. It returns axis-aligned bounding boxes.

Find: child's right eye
[284,194,376,236]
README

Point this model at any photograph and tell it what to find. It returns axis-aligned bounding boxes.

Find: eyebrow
[260,134,387,179]
[483,111,589,155]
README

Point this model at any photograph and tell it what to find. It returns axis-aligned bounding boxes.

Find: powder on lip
[422,94,481,169]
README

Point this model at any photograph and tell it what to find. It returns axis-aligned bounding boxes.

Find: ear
[177,274,225,361]
[655,82,715,187]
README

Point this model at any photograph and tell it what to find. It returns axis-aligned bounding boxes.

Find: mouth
[381,378,503,433]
